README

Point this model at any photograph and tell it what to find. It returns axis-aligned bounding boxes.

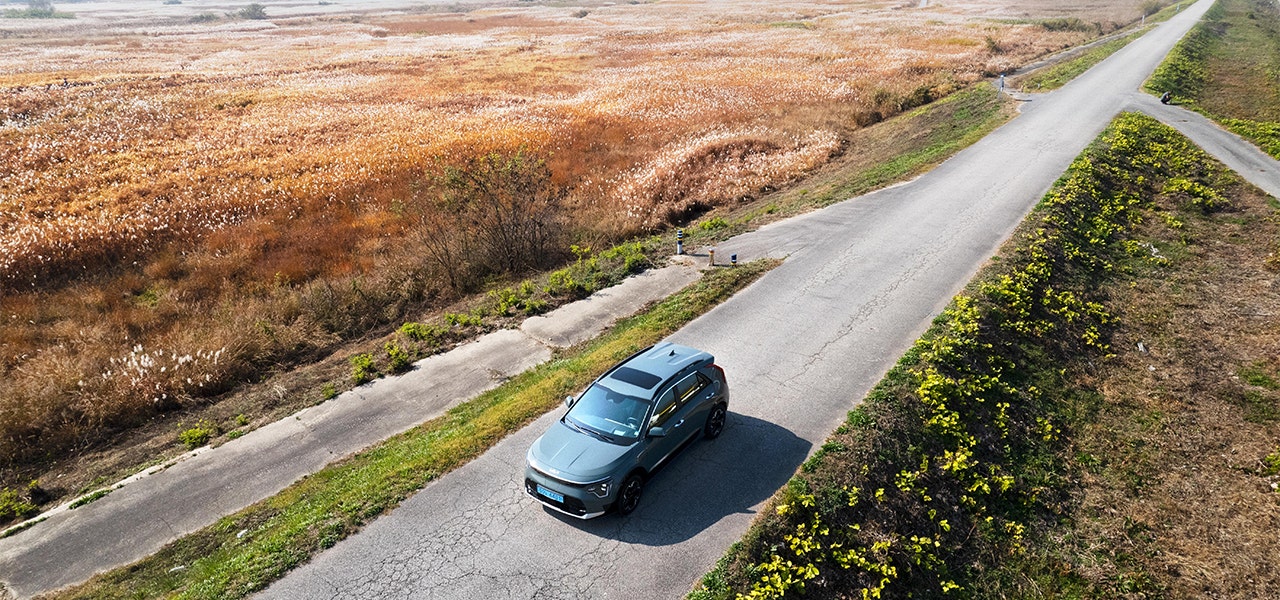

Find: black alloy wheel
[616,474,644,515]
[703,404,727,439]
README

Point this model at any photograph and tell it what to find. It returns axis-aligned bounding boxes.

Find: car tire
[616,473,644,516]
[703,403,727,439]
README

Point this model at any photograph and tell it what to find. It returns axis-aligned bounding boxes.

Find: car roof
[600,342,713,397]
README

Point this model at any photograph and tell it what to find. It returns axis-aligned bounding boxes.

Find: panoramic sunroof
[609,366,662,389]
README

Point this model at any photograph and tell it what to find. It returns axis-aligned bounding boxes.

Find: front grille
[525,478,588,516]
[529,467,584,489]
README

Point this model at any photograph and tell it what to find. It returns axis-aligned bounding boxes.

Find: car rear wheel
[703,404,727,439]
[616,474,644,515]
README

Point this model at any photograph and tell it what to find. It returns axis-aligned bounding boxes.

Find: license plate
[536,484,564,504]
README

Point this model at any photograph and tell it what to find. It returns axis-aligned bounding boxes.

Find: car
[524,341,729,519]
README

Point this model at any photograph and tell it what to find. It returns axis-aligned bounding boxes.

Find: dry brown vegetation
[0,0,1160,510]
[1067,177,1280,598]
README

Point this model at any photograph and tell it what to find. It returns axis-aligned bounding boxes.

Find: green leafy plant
[350,353,378,385]
[699,217,729,231]
[0,488,38,525]
[385,342,412,374]
[178,421,221,450]
[1263,449,1280,476]
[69,488,112,509]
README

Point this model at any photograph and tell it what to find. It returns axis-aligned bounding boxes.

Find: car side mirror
[648,426,666,438]
[564,395,576,408]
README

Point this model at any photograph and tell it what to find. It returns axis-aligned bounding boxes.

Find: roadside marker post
[730,253,737,266]
[676,229,684,255]
[708,248,715,266]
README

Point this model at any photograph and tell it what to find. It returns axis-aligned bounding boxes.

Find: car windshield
[565,382,649,442]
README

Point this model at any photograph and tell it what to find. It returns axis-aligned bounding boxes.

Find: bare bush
[427,150,567,288]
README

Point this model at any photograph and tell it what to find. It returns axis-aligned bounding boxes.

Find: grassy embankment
[1146,0,1280,157]
[38,259,775,600]
[689,109,1280,599]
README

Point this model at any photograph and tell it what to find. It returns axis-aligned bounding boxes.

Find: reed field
[0,0,1161,507]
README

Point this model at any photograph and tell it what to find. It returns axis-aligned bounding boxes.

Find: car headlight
[585,478,611,499]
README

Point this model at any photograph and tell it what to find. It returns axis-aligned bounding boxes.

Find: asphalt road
[257,2,1221,599]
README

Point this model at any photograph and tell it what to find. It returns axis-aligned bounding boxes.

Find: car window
[567,383,648,441]
[650,373,707,428]
[674,372,707,402]
[650,386,677,428]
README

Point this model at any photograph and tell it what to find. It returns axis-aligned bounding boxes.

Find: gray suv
[524,342,729,518]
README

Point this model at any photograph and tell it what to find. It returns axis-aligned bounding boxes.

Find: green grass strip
[1018,31,1144,92]
[48,260,777,600]
[821,85,1009,205]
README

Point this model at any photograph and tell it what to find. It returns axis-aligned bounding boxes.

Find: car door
[669,371,712,441]
[641,372,706,471]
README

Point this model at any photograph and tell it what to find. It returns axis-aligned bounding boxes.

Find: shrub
[0,488,37,525]
[399,321,449,347]
[699,217,729,231]
[443,312,484,328]
[238,3,267,19]
[178,421,221,449]
[350,353,378,385]
[1040,17,1095,32]
[385,342,412,374]
[422,148,567,289]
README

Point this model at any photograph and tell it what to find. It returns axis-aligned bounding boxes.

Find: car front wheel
[703,404,727,439]
[616,474,644,515]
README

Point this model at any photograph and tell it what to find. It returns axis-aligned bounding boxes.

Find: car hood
[529,420,633,482]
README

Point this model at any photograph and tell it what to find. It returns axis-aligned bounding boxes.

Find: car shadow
[541,411,811,546]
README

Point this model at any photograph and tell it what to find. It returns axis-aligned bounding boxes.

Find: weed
[1040,17,1096,33]
[1263,449,1280,476]
[385,342,412,374]
[350,353,378,385]
[69,488,112,510]
[0,488,37,525]
[699,217,729,231]
[1240,362,1280,389]
[178,421,221,450]
[321,383,338,400]
[442,312,483,328]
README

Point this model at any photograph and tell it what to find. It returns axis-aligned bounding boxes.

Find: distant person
[1160,91,1172,105]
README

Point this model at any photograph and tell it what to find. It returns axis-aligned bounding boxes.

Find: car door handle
[673,419,684,428]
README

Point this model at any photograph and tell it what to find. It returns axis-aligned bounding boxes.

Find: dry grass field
[0,0,1160,508]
